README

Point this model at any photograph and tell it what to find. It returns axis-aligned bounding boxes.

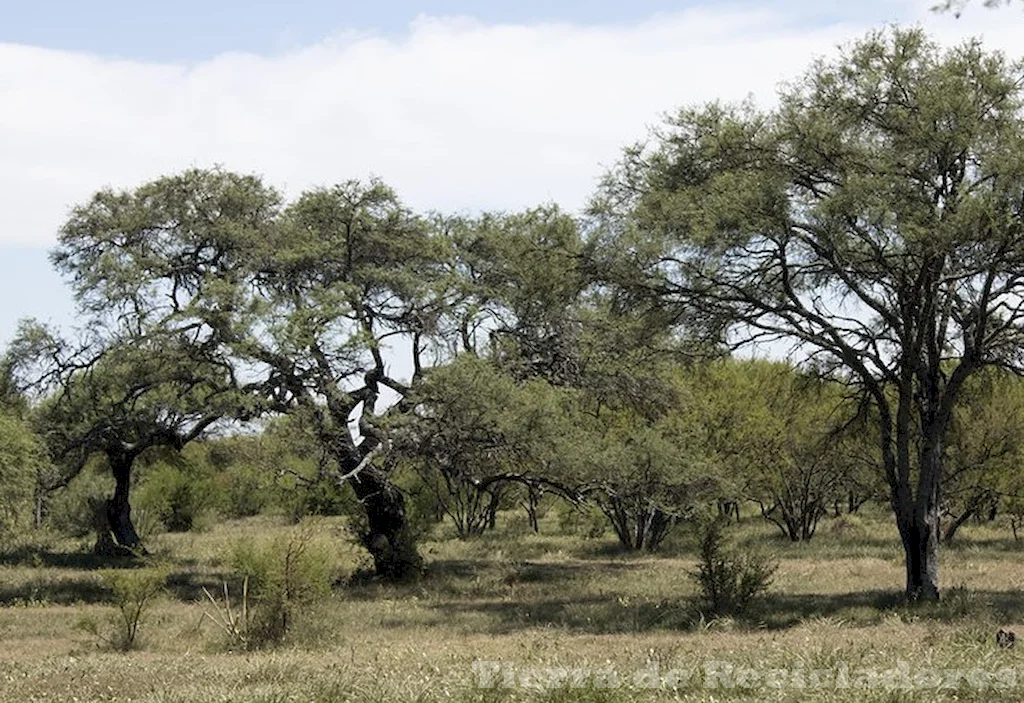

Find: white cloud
[1,0,1023,246]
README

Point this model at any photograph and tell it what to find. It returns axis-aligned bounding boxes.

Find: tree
[392,355,582,538]
[594,29,1024,599]
[232,179,450,579]
[52,170,452,580]
[0,404,43,535]
[696,360,862,542]
[28,169,281,551]
[445,206,589,384]
[580,397,717,552]
[7,323,244,551]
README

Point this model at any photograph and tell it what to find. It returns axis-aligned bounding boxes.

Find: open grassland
[3,509,1024,701]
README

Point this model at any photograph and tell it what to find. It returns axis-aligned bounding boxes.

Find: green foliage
[690,519,777,616]
[215,463,276,519]
[594,27,1024,597]
[571,367,721,552]
[450,206,588,383]
[135,457,215,533]
[0,409,43,533]
[694,360,870,541]
[76,566,168,652]
[942,369,1024,541]
[393,355,581,538]
[556,502,607,539]
[44,465,111,538]
[225,522,338,648]
[199,425,346,522]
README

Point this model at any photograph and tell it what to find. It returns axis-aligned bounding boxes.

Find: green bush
[45,467,111,538]
[215,463,276,519]
[690,518,776,616]
[270,473,353,523]
[223,521,338,648]
[76,566,168,652]
[136,461,214,533]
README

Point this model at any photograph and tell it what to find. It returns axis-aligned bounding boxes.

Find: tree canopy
[593,28,1024,599]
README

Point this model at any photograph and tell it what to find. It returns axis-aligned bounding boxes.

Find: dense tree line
[4,29,1024,602]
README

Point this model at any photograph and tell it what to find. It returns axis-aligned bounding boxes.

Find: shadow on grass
[425,583,1024,635]
[0,575,111,606]
[343,558,645,601]
[0,548,143,571]
[0,544,235,606]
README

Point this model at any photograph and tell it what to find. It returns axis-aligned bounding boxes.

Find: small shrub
[76,566,168,651]
[202,578,255,651]
[690,518,776,616]
[221,521,338,648]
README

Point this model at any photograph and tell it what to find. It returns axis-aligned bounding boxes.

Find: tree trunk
[485,489,500,531]
[899,437,942,601]
[942,507,976,544]
[900,510,940,601]
[525,485,540,533]
[103,450,143,551]
[350,463,422,581]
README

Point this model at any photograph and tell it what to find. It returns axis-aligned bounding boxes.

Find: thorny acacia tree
[13,171,279,551]
[51,170,448,580]
[696,360,861,542]
[7,327,243,551]
[240,179,449,579]
[594,29,1024,599]
[442,207,711,550]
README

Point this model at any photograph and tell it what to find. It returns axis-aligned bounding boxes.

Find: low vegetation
[0,509,1022,701]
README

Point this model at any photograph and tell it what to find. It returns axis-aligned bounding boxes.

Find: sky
[2,0,1024,347]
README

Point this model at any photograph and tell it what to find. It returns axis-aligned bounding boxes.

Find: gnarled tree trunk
[95,449,144,555]
[350,463,422,581]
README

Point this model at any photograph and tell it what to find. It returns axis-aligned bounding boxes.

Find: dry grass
[2,507,1024,701]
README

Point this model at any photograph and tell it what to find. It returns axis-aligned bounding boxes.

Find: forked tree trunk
[349,462,422,581]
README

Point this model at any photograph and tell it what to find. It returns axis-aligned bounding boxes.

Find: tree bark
[900,509,940,601]
[899,437,942,601]
[350,463,422,581]
[101,449,143,552]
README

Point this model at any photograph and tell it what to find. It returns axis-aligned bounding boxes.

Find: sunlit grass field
[3,506,1024,701]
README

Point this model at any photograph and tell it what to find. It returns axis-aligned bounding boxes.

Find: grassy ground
[2,507,1024,701]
